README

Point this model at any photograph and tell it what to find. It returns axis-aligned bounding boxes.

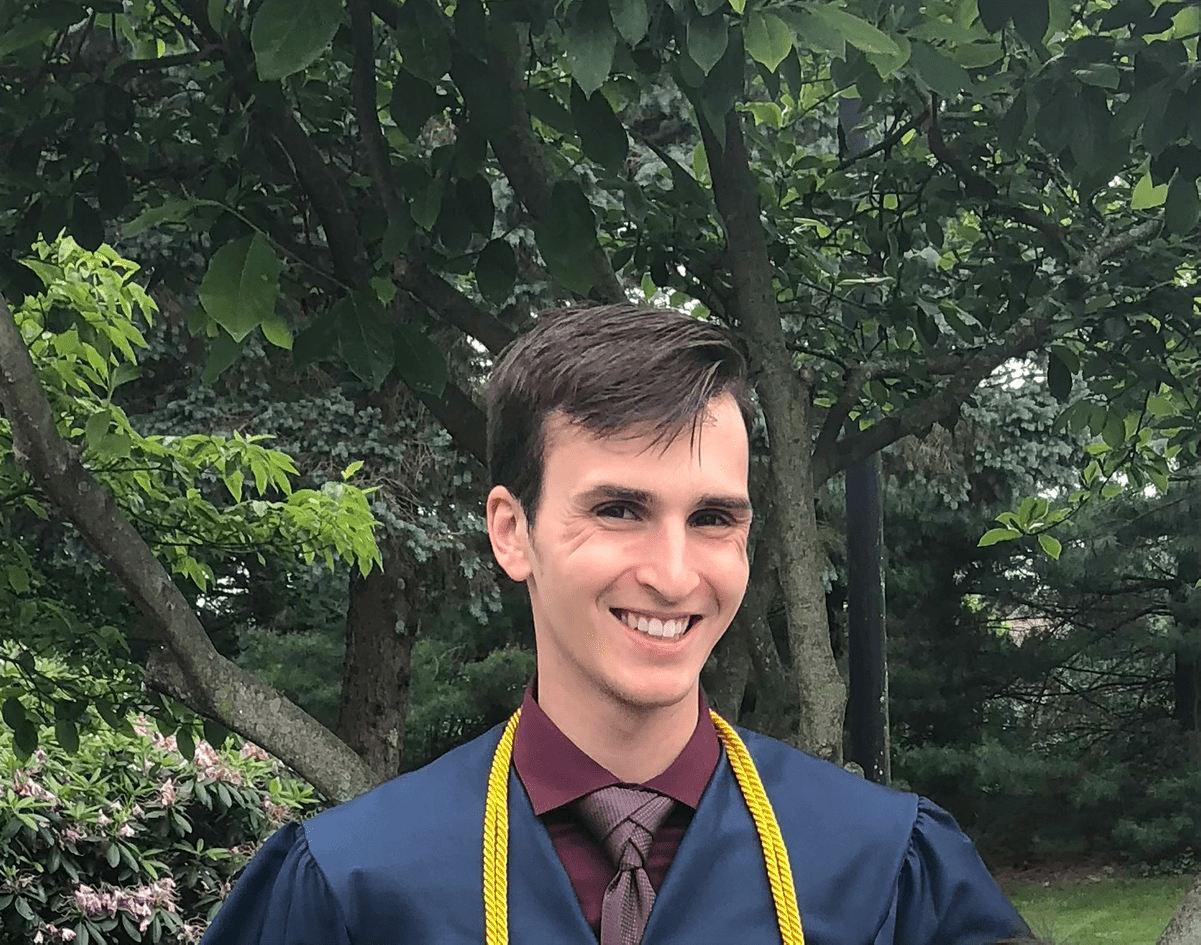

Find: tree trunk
[1159,874,1201,945]
[702,109,847,760]
[337,536,418,780]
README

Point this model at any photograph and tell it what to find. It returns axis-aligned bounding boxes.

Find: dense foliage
[1,663,317,945]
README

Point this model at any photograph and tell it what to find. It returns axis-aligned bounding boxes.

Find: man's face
[487,393,752,718]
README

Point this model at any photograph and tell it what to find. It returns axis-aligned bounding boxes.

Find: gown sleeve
[199,822,352,945]
[884,798,1030,945]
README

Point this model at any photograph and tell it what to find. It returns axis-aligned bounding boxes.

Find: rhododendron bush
[1,695,318,944]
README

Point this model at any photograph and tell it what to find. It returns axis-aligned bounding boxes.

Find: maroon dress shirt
[511,680,721,937]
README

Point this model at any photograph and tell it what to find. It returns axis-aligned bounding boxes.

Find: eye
[596,503,640,521]
[692,509,735,528]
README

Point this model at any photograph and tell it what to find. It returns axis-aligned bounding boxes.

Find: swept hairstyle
[486,304,756,528]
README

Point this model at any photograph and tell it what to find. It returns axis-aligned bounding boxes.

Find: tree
[2,0,1200,784]
[0,238,384,799]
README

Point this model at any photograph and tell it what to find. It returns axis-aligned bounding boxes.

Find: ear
[486,485,533,582]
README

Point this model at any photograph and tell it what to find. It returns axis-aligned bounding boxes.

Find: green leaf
[610,0,650,45]
[70,196,104,252]
[85,411,109,450]
[566,0,617,97]
[394,0,451,83]
[808,6,899,56]
[978,527,1021,547]
[411,174,444,231]
[476,239,517,306]
[123,197,197,237]
[1146,393,1173,417]
[687,12,729,75]
[293,308,341,369]
[976,0,1011,33]
[745,11,794,73]
[1012,0,1050,47]
[571,82,629,174]
[6,565,30,594]
[1037,533,1062,560]
[13,721,37,761]
[336,293,394,389]
[202,330,241,385]
[389,71,443,140]
[1047,350,1072,402]
[394,324,449,397]
[96,151,131,217]
[1163,173,1200,236]
[782,8,844,59]
[260,312,293,350]
[176,727,196,763]
[2,696,26,732]
[1102,411,1127,449]
[907,41,971,98]
[199,234,282,342]
[251,0,344,81]
[1131,169,1169,209]
[1074,63,1120,90]
[951,42,1003,68]
[866,32,910,78]
[458,175,495,236]
[203,718,231,749]
[535,181,600,295]
[54,719,80,755]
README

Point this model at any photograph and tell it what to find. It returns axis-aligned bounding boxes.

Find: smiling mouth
[611,609,700,641]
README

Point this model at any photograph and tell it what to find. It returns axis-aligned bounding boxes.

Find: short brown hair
[486,304,755,527]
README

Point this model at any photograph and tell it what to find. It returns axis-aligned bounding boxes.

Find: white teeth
[618,610,690,640]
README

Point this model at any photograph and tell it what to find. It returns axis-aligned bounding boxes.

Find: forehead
[540,396,749,497]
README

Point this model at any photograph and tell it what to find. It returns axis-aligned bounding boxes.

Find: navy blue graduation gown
[201,724,1026,945]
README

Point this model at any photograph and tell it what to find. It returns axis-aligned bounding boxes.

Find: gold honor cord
[482,708,805,945]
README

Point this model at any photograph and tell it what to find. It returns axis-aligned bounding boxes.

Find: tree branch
[392,258,516,356]
[348,0,403,221]
[814,218,1161,485]
[0,295,378,801]
[835,109,928,172]
[256,94,373,284]
[414,378,488,467]
[447,21,625,302]
[926,93,1069,260]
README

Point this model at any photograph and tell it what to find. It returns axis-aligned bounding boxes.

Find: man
[201,305,1027,944]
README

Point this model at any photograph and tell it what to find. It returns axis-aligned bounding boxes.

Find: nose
[633,519,701,603]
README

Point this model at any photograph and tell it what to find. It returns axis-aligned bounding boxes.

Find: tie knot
[575,786,675,872]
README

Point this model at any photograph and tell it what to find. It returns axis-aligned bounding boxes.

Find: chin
[609,673,698,712]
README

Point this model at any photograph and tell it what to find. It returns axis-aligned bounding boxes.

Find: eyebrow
[577,484,753,516]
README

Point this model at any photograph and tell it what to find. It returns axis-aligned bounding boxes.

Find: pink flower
[157,779,176,807]
[264,801,291,824]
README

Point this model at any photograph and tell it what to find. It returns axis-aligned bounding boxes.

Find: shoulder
[301,723,504,872]
[733,726,918,859]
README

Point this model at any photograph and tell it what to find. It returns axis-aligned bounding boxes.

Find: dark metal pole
[846,451,889,784]
[840,97,890,785]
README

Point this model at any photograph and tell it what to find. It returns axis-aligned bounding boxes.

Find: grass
[1002,873,1191,945]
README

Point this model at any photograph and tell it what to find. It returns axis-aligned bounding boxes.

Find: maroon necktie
[574,786,676,945]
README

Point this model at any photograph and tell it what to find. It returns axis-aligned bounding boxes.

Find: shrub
[1,713,318,944]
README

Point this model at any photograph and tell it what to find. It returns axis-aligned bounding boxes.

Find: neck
[536,675,699,783]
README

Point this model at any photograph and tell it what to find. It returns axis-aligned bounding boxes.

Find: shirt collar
[511,676,721,816]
